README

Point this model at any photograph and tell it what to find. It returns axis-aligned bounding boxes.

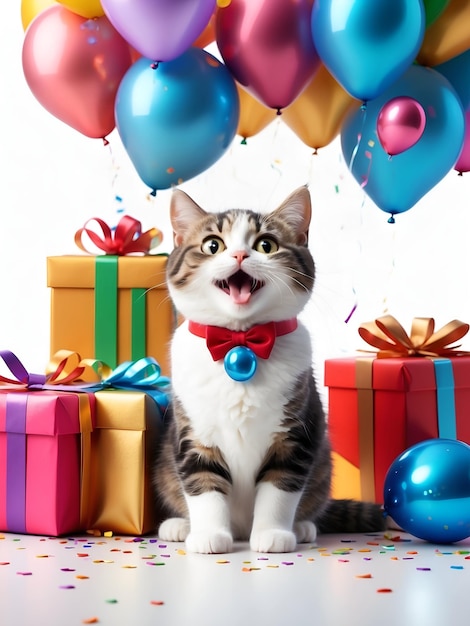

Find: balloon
[283,65,358,152]
[311,0,425,102]
[341,65,465,221]
[377,97,426,156]
[21,0,56,30]
[454,110,470,175]
[115,49,239,193]
[193,12,216,49]
[216,0,320,112]
[236,84,277,143]
[56,0,103,17]
[22,6,132,139]
[418,0,470,66]
[435,49,470,111]
[384,439,470,543]
[423,0,449,26]
[101,0,216,62]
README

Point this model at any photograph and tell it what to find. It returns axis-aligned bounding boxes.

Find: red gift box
[0,390,94,536]
[324,316,470,504]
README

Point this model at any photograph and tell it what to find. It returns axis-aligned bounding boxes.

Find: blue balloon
[435,49,470,111]
[115,49,240,193]
[384,439,470,543]
[341,65,465,221]
[311,0,425,101]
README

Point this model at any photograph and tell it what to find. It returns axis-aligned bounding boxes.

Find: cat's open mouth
[215,270,264,305]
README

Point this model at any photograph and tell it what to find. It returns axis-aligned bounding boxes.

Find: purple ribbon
[6,394,28,532]
[0,350,46,388]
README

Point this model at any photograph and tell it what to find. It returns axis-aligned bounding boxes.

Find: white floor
[1,530,469,626]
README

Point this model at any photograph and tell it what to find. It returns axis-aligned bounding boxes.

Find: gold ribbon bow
[46,350,112,385]
[358,315,470,358]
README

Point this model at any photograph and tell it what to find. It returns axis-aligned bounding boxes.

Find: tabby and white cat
[154,186,385,554]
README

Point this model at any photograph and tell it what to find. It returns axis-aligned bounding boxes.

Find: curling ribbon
[74,215,163,256]
[358,315,470,358]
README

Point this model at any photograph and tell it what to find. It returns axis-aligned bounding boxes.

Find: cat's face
[166,187,315,329]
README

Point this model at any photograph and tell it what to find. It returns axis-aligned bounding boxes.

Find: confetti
[82,618,99,624]
[150,601,164,606]
[355,574,372,579]
[0,562,10,566]
[416,567,431,571]
[59,585,75,589]
[450,565,464,570]
[106,599,118,604]
[76,575,90,580]
[377,588,393,593]
[17,571,33,576]
[216,560,230,564]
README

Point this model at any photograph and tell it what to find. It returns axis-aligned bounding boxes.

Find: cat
[153,186,385,554]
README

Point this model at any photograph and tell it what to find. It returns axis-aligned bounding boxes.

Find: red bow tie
[188,319,298,361]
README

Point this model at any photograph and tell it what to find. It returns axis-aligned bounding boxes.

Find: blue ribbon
[433,358,457,439]
[83,357,171,409]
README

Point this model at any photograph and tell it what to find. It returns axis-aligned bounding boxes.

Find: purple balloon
[101,0,216,62]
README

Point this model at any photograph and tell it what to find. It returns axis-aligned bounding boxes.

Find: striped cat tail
[316,499,387,534]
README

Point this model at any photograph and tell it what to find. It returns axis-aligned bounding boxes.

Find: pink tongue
[228,277,252,304]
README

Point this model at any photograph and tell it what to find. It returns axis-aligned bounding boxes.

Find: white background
[2,2,470,388]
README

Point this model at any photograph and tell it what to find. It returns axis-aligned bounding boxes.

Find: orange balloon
[418,0,470,66]
[56,0,104,17]
[236,84,278,141]
[21,0,57,30]
[22,6,132,139]
[193,12,216,48]
[282,65,358,152]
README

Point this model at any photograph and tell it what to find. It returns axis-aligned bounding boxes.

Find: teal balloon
[341,65,465,221]
[311,0,425,101]
[435,49,470,111]
[224,347,257,382]
[115,49,240,193]
[384,439,470,544]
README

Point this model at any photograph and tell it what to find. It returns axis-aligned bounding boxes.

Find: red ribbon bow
[188,319,298,361]
[74,215,163,255]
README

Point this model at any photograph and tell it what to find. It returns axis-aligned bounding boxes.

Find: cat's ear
[170,189,207,246]
[274,186,312,245]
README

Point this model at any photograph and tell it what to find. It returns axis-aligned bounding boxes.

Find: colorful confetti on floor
[0,532,469,625]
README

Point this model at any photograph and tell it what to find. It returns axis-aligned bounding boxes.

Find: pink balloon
[101,0,216,62]
[216,0,320,112]
[377,96,426,156]
[22,6,132,139]
[455,110,470,174]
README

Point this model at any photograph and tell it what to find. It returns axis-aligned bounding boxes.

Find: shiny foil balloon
[115,49,239,193]
[21,0,56,30]
[377,97,426,156]
[384,439,470,543]
[418,0,470,65]
[22,6,133,139]
[454,110,470,175]
[102,0,216,62]
[312,0,425,102]
[341,64,464,221]
[216,0,320,112]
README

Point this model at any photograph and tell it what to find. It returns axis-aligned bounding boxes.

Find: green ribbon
[94,257,147,368]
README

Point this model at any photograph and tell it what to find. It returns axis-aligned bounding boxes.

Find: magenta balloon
[376,96,426,156]
[216,0,320,111]
[101,0,216,62]
[455,110,470,174]
[22,6,132,139]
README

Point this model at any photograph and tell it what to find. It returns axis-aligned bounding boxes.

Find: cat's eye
[254,237,279,254]
[201,236,226,255]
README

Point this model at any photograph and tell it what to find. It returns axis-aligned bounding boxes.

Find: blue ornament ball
[383,439,470,543]
[224,346,257,382]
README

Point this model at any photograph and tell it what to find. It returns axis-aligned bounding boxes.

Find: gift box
[0,384,94,536]
[47,216,174,374]
[325,316,470,504]
[85,389,163,536]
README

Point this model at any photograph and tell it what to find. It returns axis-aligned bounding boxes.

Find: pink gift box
[0,390,94,536]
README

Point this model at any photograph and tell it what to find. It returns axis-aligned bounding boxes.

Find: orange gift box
[324,316,470,504]
[47,254,173,375]
[85,390,162,536]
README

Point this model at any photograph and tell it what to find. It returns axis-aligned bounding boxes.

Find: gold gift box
[86,390,162,536]
[47,255,173,375]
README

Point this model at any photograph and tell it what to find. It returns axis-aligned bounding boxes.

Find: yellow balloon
[418,0,470,66]
[21,0,57,30]
[236,84,278,142]
[282,65,358,152]
[56,0,104,18]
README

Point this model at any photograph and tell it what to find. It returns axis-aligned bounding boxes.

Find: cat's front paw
[186,530,233,554]
[294,520,317,544]
[250,529,297,553]
[158,518,190,542]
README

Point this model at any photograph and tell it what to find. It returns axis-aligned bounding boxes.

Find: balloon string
[348,103,368,174]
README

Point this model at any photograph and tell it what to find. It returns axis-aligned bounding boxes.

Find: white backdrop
[2,3,470,392]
